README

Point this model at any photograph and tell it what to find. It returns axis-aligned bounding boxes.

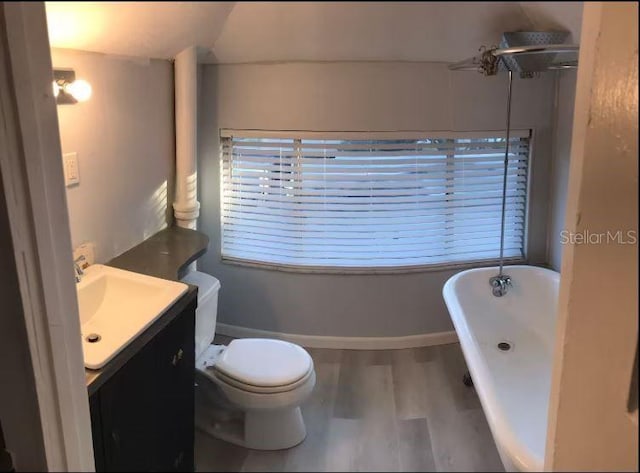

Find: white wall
[198,62,555,337]
[545,2,638,470]
[0,169,47,472]
[547,70,577,271]
[51,48,174,263]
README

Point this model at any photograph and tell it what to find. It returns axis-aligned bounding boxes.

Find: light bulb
[65,79,92,102]
[52,80,60,98]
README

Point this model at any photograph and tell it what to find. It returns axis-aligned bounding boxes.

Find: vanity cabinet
[89,299,196,472]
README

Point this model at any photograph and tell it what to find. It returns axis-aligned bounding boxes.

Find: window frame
[219,129,532,274]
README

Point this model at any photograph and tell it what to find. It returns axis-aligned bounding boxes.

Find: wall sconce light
[53,69,92,104]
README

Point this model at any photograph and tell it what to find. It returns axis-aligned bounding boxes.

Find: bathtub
[442,265,560,472]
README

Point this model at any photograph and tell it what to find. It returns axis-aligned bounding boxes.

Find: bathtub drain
[497,341,512,352]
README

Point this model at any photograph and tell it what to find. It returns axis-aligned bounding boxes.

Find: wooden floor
[195,337,504,472]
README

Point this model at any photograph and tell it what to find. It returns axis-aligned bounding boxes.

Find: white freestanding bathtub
[443,265,560,472]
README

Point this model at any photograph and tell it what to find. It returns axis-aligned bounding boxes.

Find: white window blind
[221,130,530,269]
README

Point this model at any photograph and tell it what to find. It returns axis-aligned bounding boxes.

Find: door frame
[0,2,94,471]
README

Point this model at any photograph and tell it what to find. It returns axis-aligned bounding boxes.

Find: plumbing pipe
[173,46,200,229]
[498,68,513,277]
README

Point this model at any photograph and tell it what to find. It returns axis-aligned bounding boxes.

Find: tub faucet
[490,274,512,297]
[74,255,86,283]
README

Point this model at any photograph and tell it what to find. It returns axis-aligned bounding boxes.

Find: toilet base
[197,406,307,451]
[195,378,308,451]
[245,407,307,450]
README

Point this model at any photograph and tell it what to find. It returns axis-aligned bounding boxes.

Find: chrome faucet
[74,255,86,283]
[489,274,512,297]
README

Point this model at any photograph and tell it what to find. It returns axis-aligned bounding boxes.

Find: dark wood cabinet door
[90,302,196,472]
[98,338,158,472]
[89,393,105,472]
[153,301,196,472]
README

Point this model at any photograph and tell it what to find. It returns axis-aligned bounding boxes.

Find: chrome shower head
[447,30,579,75]
[498,31,571,75]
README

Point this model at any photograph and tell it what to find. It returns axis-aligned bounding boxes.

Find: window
[220,130,530,270]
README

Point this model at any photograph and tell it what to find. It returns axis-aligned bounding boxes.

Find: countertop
[107,226,209,281]
[85,226,209,394]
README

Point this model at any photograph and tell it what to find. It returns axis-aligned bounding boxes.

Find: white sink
[77,264,188,369]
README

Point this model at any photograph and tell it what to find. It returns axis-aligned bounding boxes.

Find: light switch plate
[63,152,80,187]
[73,242,95,269]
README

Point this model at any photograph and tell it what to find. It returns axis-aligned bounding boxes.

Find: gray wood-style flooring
[195,336,504,472]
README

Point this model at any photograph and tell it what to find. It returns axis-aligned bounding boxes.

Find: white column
[173,46,200,229]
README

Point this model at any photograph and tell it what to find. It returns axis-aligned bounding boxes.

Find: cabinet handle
[172,348,184,366]
[173,451,184,469]
[111,430,120,447]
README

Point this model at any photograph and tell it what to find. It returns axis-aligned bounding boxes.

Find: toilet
[181,271,316,451]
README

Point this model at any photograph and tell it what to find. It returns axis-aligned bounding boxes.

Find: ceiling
[45,2,235,59]
[45,1,583,63]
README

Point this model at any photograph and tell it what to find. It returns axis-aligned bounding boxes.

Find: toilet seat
[214,338,313,388]
[211,365,314,394]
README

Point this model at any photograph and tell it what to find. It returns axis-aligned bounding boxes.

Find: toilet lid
[214,338,313,387]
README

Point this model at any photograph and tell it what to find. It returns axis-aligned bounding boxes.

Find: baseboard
[216,323,458,350]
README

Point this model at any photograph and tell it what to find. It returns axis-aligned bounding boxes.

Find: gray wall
[547,70,578,271]
[198,62,555,337]
[51,48,175,263]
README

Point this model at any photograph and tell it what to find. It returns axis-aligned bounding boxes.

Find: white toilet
[181,271,316,451]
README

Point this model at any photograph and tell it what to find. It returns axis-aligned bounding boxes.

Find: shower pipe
[498,68,513,279]
[449,42,579,296]
[487,59,514,297]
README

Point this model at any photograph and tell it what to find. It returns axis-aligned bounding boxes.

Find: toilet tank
[180,271,221,359]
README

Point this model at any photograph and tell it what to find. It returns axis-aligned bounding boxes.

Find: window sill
[220,256,526,275]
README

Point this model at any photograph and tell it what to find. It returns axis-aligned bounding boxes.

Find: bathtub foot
[462,371,474,387]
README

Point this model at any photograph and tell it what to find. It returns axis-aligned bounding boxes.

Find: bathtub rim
[442,264,560,472]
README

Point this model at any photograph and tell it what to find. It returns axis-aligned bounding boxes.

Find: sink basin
[77,264,188,369]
